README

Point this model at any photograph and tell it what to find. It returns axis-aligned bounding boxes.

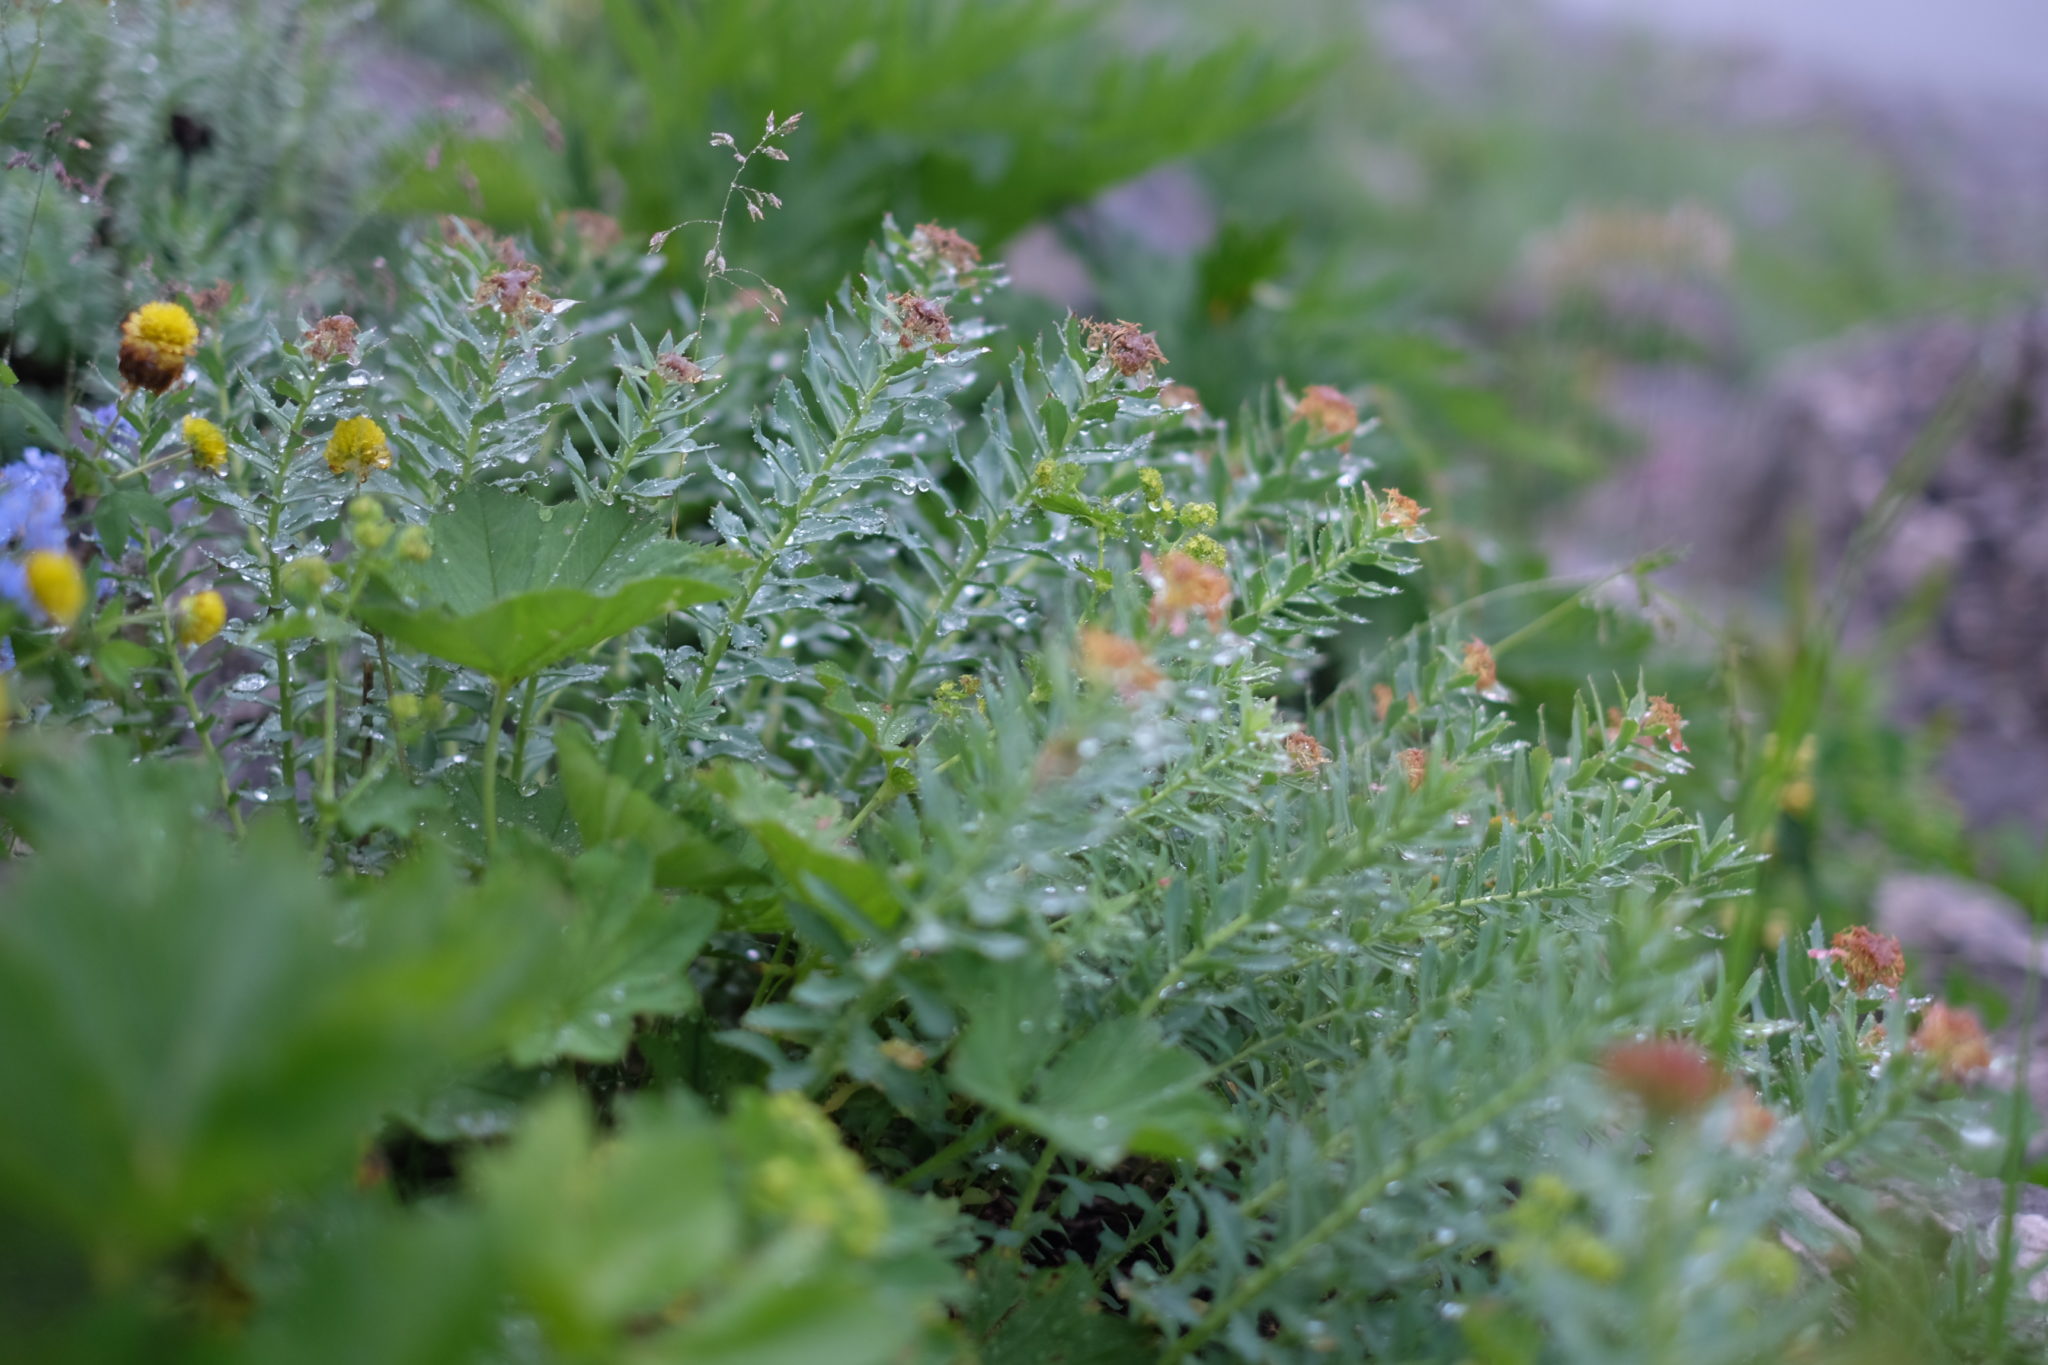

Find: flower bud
[395,525,432,562]
[174,589,226,647]
[279,556,333,607]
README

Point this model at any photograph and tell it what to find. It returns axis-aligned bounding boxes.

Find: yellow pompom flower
[174,590,227,647]
[118,301,200,393]
[323,415,392,481]
[182,414,229,473]
[25,549,86,627]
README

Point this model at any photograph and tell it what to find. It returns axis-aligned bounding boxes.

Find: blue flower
[1,448,72,617]
[80,402,139,456]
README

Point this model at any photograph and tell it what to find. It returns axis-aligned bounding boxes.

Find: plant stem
[481,678,512,856]
[1009,1144,1058,1236]
[509,673,540,786]
[150,552,243,836]
[894,1114,1002,1189]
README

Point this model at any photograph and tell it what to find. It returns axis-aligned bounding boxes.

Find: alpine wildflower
[1643,695,1688,752]
[1144,549,1232,635]
[1398,746,1428,792]
[1810,925,1905,993]
[302,314,360,365]
[912,222,981,271]
[1078,627,1163,697]
[183,415,229,473]
[1462,638,1500,695]
[1081,318,1167,378]
[324,416,393,481]
[25,549,86,628]
[1378,488,1426,531]
[891,292,953,349]
[656,352,706,384]
[1292,384,1359,441]
[174,590,226,647]
[118,301,200,393]
[1912,1002,1992,1082]
[1601,1037,1722,1120]
[1284,730,1333,774]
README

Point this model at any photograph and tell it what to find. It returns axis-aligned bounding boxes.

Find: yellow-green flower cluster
[324,416,392,481]
[742,1092,886,1256]
[182,415,229,473]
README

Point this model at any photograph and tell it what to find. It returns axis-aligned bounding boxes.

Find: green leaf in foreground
[356,485,743,680]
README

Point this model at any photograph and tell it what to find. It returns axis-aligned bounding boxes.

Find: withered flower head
[181,280,234,317]
[1727,1089,1777,1147]
[303,314,360,365]
[891,292,953,349]
[1159,382,1202,412]
[1378,488,1426,531]
[1912,1002,1992,1082]
[478,261,551,318]
[1601,1038,1722,1120]
[1081,318,1167,377]
[656,352,706,384]
[1284,730,1333,774]
[1292,384,1359,440]
[1644,695,1688,752]
[911,222,981,271]
[1462,638,1499,694]
[1078,626,1163,697]
[1144,549,1232,635]
[1398,747,1428,792]
[1821,925,1906,993]
[118,301,199,393]
[1372,683,1396,724]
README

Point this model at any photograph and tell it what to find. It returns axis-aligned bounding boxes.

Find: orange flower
[1913,1002,1992,1081]
[1378,488,1425,531]
[1144,550,1231,635]
[1816,925,1905,993]
[1462,638,1499,694]
[1284,730,1332,774]
[1398,747,1428,792]
[1644,695,1687,752]
[1727,1089,1777,1147]
[1292,384,1358,440]
[1602,1038,1722,1119]
[1372,683,1395,724]
[1077,627,1162,696]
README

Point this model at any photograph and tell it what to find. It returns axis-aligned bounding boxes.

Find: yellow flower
[175,590,227,647]
[25,549,86,627]
[118,301,200,393]
[182,414,229,473]
[324,416,392,481]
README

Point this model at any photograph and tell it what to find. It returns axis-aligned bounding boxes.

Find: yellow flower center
[182,415,229,472]
[323,415,393,481]
[123,301,199,355]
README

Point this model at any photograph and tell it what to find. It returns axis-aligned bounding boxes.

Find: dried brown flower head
[180,279,234,317]
[1144,549,1232,635]
[1378,488,1425,531]
[891,292,953,349]
[478,261,551,318]
[1077,626,1163,697]
[1601,1038,1722,1120]
[441,215,521,263]
[1462,638,1499,694]
[656,352,706,385]
[1292,384,1359,440]
[1398,747,1428,792]
[1913,1002,1992,1082]
[1372,683,1396,724]
[1644,695,1688,752]
[1159,382,1202,412]
[1817,925,1906,993]
[911,222,982,271]
[1284,730,1333,774]
[1081,318,1167,377]
[303,314,360,366]
[118,301,199,393]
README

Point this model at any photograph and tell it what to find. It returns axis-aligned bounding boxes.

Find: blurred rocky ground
[1388,1,2048,834]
